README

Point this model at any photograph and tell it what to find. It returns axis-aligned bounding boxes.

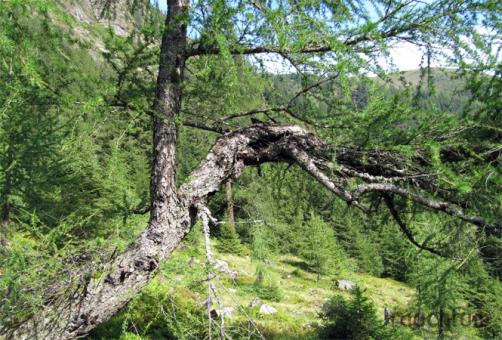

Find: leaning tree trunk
[3,0,496,336]
[4,123,494,338]
[7,0,190,338]
[6,118,322,338]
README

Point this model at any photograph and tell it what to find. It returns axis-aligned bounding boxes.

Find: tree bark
[438,306,444,339]
[1,202,9,247]
[3,121,495,339]
[225,178,235,231]
[2,0,497,336]
[6,0,190,338]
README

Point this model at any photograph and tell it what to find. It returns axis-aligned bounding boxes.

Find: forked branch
[3,124,496,339]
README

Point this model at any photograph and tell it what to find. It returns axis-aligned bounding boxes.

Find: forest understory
[0,0,501,339]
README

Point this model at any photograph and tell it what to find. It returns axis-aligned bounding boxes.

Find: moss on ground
[153,242,417,339]
[90,238,485,339]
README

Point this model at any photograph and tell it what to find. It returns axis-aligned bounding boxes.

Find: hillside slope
[89,237,420,339]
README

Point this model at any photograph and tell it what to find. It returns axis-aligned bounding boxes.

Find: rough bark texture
[6,0,190,338]
[3,121,497,339]
[2,1,498,338]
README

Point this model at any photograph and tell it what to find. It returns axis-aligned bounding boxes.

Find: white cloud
[387,42,426,71]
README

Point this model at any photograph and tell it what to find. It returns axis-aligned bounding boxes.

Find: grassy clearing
[89,237,484,339]
[156,240,416,338]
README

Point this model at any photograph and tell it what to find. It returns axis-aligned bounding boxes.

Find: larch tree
[2,0,501,338]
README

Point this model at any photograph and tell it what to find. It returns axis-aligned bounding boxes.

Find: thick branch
[354,183,499,233]
[5,124,495,339]
[188,44,333,58]
[286,146,369,213]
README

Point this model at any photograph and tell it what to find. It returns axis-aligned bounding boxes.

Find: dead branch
[4,123,497,339]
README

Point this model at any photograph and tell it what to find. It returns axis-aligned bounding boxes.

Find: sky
[385,42,430,71]
[151,1,438,72]
[256,41,432,74]
[156,0,167,11]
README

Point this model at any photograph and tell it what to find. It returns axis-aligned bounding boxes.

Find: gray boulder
[337,279,356,290]
[214,259,239,277]
[248,297,263,308]
[259,304,277,315]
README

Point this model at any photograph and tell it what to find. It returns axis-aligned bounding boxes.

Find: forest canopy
[0,0,501,339]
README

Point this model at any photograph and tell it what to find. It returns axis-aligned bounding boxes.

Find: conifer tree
[320,286,382,339]
[250,223,282,301]
[300,212,345,281]
[0,0,500,338]
[410,256,468,339]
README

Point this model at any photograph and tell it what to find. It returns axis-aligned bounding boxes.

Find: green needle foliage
[300,212,348,281]
[216,222,244,254]
[319,286,382,339]
[0,0,501,338]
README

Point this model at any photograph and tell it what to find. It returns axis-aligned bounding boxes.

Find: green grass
[90,236,485,339]
[154,241,418,338]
